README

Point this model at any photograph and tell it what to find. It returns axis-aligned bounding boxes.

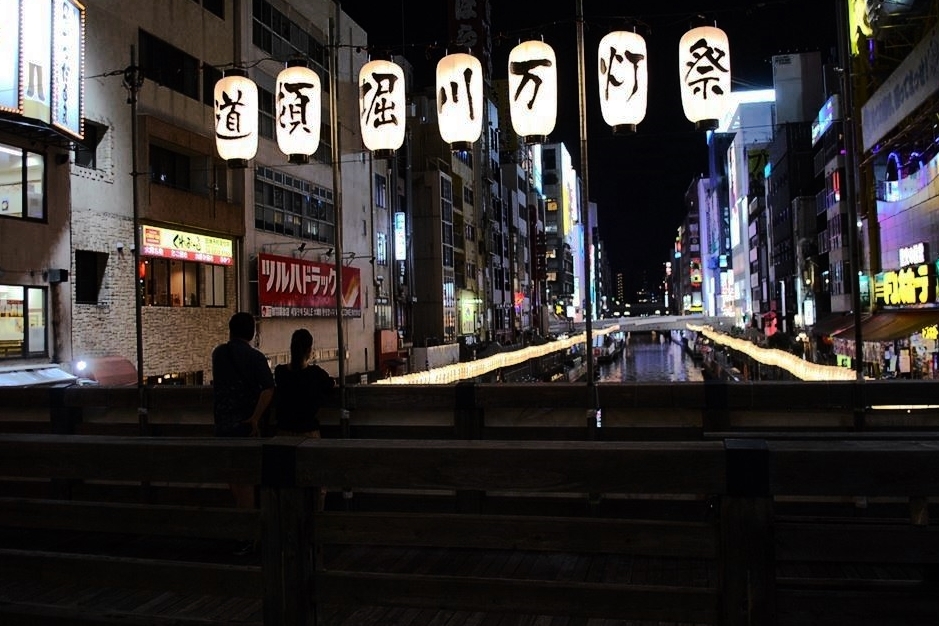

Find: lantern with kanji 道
[359,58,406,158]
[214,69,258,167]
[275,60,321,164]
[436,52,483,151]
[508,40,557,144]
[597,31,648,134]
[678,25,730,131]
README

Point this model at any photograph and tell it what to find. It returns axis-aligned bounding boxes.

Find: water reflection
[597,331,704,383]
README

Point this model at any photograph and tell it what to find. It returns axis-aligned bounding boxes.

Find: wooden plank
[776,521,939,563]
[294,440,727,494]
[314,512,717,558]
[0,549,263,598]
[0,600,262,625]
[777,585,939,626]
[314,571,718,622]
[0,498,257,540]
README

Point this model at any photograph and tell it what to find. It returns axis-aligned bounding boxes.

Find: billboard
[258,252,361,318]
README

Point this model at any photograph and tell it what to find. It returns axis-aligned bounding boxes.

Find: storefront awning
[832,309,939,342]
[0,366,77,388]
[811,313,860,337]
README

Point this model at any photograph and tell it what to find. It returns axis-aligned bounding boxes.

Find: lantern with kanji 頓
[214,69,258,168]
[597,31,648,134]
[436,52,483,151]
[508,40,557,144]
[678,25,731,131]
[359,58,406,158]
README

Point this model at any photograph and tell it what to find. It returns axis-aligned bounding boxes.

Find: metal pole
[123,46,146,430]
[836,0,865,381]
[329,7,349,435]
[575,1,597,408]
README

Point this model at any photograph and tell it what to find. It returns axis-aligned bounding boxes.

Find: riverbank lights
[508,40,557,144]
[678,25,730,131]
[214,68,258,168]
[436,52,483,151]
[598,30,648,134]
[359,58,406,158]
[275,59,321,164]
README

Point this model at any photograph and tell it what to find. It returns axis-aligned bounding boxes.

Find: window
[0,285,46,358]
[75,250,108,304]
[376,232,387,266]
[255,166,335,243]
[150,144,192,191]
[142,258,200,307]
[374,174,387,209]
[0,143,44,220]
[203,264,226,307]
[138,30,200,100]
[74,121,106,170]
[202,64,222,107]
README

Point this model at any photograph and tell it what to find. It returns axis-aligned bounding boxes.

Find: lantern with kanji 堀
[359,58,406,158]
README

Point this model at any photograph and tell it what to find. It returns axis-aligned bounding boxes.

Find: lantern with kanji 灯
[214,68,258,168]
[436,52,483,151]
[597,31,647,134]
[359,58,406,158]
[678,25,730,131]
[508,40,557,144]
[275,59,321,164]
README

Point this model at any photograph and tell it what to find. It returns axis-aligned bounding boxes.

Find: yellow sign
[140,226,233,265]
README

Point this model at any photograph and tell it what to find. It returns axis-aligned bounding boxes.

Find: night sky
[340,1,838,299]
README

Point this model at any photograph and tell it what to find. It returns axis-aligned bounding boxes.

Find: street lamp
[597,30,648,134]
[507,39,558,144]
[436,52,483,152]
[275,59,320,164]
[678,24,731,131]
[359,57,406,158]
[213,68,258,168]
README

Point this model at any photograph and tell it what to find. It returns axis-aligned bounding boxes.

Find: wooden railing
[1,382,938,625]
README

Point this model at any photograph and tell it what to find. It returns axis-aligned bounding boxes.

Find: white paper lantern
[359,58,406,158]
[436,52,483,151]
[214,69,258,167]
[597,31,647,134]
[508,40,557,144]
[678,25,731,130]
[275,60,321,164]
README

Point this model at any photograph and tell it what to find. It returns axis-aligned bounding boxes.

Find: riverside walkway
[1,381,938,626]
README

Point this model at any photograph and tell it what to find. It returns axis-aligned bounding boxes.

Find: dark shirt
[212,339,275,434]
[274,363,334,433]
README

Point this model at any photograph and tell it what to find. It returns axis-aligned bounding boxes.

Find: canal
[596,331,704,383]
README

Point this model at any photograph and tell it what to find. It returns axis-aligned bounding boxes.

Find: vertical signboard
[52,0,84,136]
[0,0,20,112]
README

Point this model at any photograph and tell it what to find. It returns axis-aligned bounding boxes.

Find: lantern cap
[695,119,718,131]
[227,158,248,169]
[612,124,637,135]
[225,67,247,78]
[522,135,548,145]
[450,141,473,153]
[286,57,308,68]
[287,154,310,165]
[373,148,396,160]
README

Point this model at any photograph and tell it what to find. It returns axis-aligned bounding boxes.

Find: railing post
[721,439,776,626]
[703,380,731,434]
[454,381,483,513]
[261,437,316,626]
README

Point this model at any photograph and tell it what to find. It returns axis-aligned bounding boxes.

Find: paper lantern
[214,69,258,167]
[275,60,321,164]
[359,58,406,158]
[508,40,557,144]
[436,52,483,151]
[678,25,731,131]
[597,31,647,134]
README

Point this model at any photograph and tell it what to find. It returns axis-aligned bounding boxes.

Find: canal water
[596,331,704,383]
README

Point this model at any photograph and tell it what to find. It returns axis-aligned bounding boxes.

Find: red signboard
[257,253,361,318]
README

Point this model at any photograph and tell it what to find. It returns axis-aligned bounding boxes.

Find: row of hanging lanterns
[214,25,730,165]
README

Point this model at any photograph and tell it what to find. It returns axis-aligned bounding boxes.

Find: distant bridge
[552,315,735,335]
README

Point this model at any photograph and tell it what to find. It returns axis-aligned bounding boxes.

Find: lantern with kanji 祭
[276,59,321,164]
[678,25,730,131]
[214,68,258,168]
[436,52,483,151]
[597,30,647,134]
[359,58,406,158]
[508,40,557,144]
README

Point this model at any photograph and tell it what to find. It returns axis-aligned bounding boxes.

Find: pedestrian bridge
[584,314,735,334]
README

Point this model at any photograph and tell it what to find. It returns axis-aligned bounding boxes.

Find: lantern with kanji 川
[678,25,730,131]
[359,58,406,158]
[598,30,647,134]
[508,40,557,144]
[436,52,483,151]
[276,60,321,164]
[214,69,258,168]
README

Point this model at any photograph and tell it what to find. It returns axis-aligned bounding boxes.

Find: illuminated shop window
[0,143,45,221]
[0,285,46,358]
[142,258,200,307]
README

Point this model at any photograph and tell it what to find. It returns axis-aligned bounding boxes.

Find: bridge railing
[1,433,937,625]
